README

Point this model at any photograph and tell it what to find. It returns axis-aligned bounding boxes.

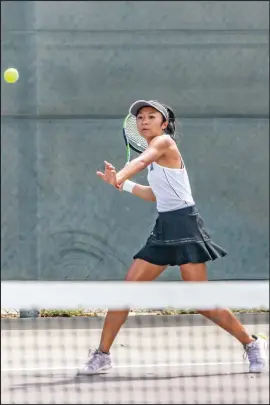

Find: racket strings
[125,115,148,153]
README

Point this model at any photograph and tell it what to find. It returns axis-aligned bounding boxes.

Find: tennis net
[1,280,269,404]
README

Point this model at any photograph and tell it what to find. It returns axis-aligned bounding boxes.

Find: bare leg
[99,259,166,353]
[180,263,254,345]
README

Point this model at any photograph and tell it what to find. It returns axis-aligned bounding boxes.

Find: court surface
[1,314,269,404]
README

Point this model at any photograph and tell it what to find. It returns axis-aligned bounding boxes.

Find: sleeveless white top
[147,160,195,213]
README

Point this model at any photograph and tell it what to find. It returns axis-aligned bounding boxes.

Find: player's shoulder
[151,134,174,148]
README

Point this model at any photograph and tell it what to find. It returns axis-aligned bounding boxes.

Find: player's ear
[162,121,168,130]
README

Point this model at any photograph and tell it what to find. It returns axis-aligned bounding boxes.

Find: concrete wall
[1,1,269,281]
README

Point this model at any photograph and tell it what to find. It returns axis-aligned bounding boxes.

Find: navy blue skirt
[133,205,227,266]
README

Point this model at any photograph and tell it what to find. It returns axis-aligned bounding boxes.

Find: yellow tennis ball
[4,68,19,83]
[257,333,267,340]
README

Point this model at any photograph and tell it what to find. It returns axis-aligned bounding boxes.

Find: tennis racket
[122,114,148,164]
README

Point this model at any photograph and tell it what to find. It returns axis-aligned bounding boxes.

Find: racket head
[123,114,148,155]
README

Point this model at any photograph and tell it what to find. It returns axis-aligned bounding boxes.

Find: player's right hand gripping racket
[122,114,148,164]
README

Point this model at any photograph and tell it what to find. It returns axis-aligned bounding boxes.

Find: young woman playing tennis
[78,100,267,375]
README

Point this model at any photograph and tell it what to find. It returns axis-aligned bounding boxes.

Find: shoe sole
[249,363,267,373]
[77,364,112,376]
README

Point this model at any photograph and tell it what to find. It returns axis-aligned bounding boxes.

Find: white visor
[129,100,169,120]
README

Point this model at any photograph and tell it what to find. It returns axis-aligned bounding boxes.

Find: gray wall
[1,1,269,281]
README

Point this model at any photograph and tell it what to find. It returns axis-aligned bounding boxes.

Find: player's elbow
[149,190,156,202]
[137,158,149,171]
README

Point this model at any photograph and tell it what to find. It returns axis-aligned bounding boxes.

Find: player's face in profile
[136,107,167,140]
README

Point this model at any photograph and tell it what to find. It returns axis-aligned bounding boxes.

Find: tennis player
[78,100,267,375]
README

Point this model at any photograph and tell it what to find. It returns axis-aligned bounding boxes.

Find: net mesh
[125,115,148,153]
[1,281,269,404]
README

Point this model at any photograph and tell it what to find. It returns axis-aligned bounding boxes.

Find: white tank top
[147,160,195,212]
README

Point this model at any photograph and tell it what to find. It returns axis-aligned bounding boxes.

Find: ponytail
[163,104,176,141]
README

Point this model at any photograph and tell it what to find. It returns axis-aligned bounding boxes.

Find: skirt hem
[133,240,227,267]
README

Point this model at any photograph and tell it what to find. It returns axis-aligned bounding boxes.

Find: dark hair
[162,104,176,140]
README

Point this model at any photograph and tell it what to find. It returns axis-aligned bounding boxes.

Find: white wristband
[122,180,136,193]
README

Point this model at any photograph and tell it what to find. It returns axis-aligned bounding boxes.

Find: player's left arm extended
[116,136,170,185]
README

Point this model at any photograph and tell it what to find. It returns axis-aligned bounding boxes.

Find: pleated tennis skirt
[133,205,227,266]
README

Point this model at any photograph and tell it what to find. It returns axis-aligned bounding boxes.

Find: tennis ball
[256,333,267,340]
[4,68,19,83]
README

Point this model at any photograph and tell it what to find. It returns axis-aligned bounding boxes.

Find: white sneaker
[77,349,112,375]
[244,334,268,373]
